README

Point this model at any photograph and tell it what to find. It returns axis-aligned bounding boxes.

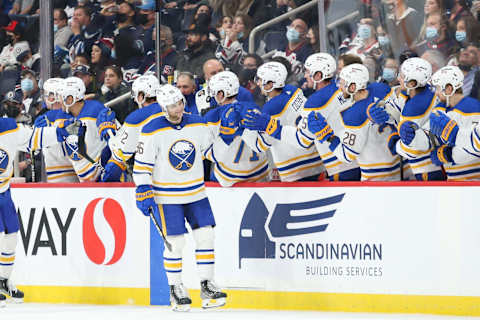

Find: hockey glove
[387,132,401,156]
[56,118,83,142]
[366,102,389,125]
[101,159,126,182]
[307,111,333,143]
[219,105,242,145]
[429,112,458,146]
[34,114,50,128]
[430,145,453,166]
[136,185,157,217]
[243,108,282,139]
[399,120,417,145]
[96,108,117,142]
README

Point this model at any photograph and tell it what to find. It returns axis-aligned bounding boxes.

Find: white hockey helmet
[304,53,336,87]
[400,57,432,93]
[131,74,161,107]
[209,71,240,104]
[60,77,85,111]
[431,65,464,105]
[43,77,64,106]
[339,63,369,95]
[255,61,287,93]
[157,84,186,112]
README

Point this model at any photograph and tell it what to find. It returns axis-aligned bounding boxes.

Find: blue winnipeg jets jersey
[133,114,217,204]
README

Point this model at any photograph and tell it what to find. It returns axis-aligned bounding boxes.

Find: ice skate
[170,284,191,312]
[0,294,5,307]
[200,280,227,309]
[0,279,24,303]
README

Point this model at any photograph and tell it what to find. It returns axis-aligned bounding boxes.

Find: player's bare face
[305,69,314,88]
[167,100,185,124]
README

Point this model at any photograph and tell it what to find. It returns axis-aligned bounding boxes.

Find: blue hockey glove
[387,132,401,155]
[101,160,126,182]
[366,102,389,125]
[219,105,242,145]
[430,145,453,166]
[399,120,416,145]
[429,111,458,146]
[56,118,83,142]
[136,185,157,217]
[96,108,116,141]
[243,107,282,139]
[307,111,333,143]
[34,114,50,128]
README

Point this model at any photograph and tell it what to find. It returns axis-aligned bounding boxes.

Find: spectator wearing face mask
[379,57,399,86]
[415,12,455,57]
[376,25,393,59]
[455,15,480,45]
[238,53,264,105]
[136,0,156,53]
[19,69,40,121]
[346,19,380,61]
[283,18,312,64]
[141,25,178,82]
[0,20,26,71]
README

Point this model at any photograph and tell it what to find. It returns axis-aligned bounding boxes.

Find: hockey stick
[149,206,172,251]
[76,123,106,175]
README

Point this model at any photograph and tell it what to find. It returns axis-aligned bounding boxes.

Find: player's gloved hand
[307,111,333,143]
[399,120,416,145]
[387,131,401,156]
[366,102,389,125]
[219,105,242,145]
[429,111,458,146]
[34,114,50,128]
[430,145,454,166]
[136,185,157,217]
[101,160,126,182]
[56,118,82,142]
[243,107,282,139]
[96,108,116,142]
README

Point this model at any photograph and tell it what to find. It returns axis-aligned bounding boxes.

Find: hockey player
[203,71,270,186]
[134,84,227,311]
[242,61,324,181]
[41,77,110,182]
[0,116,75,306]
[34,78,79,182]
[392,57,445,180]
[427,66,480,180]
[97,74,162,182]
[305,63,401,180]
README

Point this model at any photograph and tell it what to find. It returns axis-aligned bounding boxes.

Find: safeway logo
[239,193,345,268]
[83,198,126,265]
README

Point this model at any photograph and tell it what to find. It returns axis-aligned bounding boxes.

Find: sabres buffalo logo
[168,140,195,171]
[64,135,83,161]
[0,149,9,173]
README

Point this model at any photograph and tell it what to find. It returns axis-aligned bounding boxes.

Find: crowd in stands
[2,0,480,182]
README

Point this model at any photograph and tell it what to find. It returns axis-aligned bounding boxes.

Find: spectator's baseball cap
[137,0,155,10]
[3,20,25,35]
[13,41,30,62]
[73,64,91,76]
[3,88,23,104]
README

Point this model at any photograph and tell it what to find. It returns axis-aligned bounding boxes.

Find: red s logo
[83,198,126,265]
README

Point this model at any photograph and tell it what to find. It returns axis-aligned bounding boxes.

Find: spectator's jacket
[176,44,215,78]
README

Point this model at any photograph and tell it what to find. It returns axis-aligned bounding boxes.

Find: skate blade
[172,304,191,312]
[202,297,226,309]
[7,297,23,304]
[0,301,5,308]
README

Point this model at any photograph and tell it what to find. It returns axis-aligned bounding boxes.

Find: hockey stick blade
[149,206,172,251]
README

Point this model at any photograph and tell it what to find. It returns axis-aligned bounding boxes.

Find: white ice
[1,304,480,320]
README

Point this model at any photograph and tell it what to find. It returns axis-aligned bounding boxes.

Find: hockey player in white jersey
[391,57,445,180]
[305,63,401,180]
[241,61,324,181]
[34,78,78,182]
[97,74,163,182]
[203,71,269,186]
[426,66,480,180]
[0,117,75,306]
[134,84,226,311]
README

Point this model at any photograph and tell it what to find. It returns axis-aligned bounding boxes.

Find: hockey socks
[0,232,17,280]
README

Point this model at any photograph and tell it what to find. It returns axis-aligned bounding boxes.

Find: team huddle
[0,50,479,310]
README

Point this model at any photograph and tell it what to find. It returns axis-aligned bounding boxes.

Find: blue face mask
[21,78,34,92]
[456,31,467,42]
[382,68,396,83]
[378,36,390,47]
[358,24,371,40]
[219,29,225,38]
[111,49,116,59]
[286,27,300,42]
[426,26,438,40]
[237,31,244,40]
[53,24,58,33]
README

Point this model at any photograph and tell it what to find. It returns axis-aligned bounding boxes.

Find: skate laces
[205,280,220,293]
[5,279,17,294]
[174,284,189,299]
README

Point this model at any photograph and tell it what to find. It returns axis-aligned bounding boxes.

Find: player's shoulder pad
[402,85,436,118]
[141,116,169,135]
[263,85,301,115]
[125,103,163,126]
[367,82,391,100]
[0,117,18,134]
[45,109,62,121]
[80,99,107,118]
[453,96,480,114]
[341,98,369,128]
[304,82,338,110]
[183,113,207,125]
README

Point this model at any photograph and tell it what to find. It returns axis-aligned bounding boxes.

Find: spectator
[177,25,215,77]
[239,54,264,105]
[9,0,35,15]
[216,15,233,42]
[13,41,40,73]
[0,20,26,71]
[20,69,40,121]
[176,72,198,114]
[377,24,394,58]
[73,64,98,99]
[346,18,380,61]
[449,0,473,25]
[141,25,178,81]
[457,45,480,96]
[379,57,399,86]
[216,14,253,69]
[284,18,313,64]
[416,0,445,46]
[416,12,455,58]
[91,38,114,85]
[420,49,446,73]
[54,8,73,48]
[69,6,101,57]
[115,1,138,36]
[136,0,156,52]
[306,25,320,53]
[455,15,480,45]
[97,65,134,124]
[113,30,144,82]
[243,53,263,70]
[337,54,363,73]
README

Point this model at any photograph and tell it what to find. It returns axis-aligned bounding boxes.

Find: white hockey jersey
[0,118,58,192]
[133,113,217,204]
